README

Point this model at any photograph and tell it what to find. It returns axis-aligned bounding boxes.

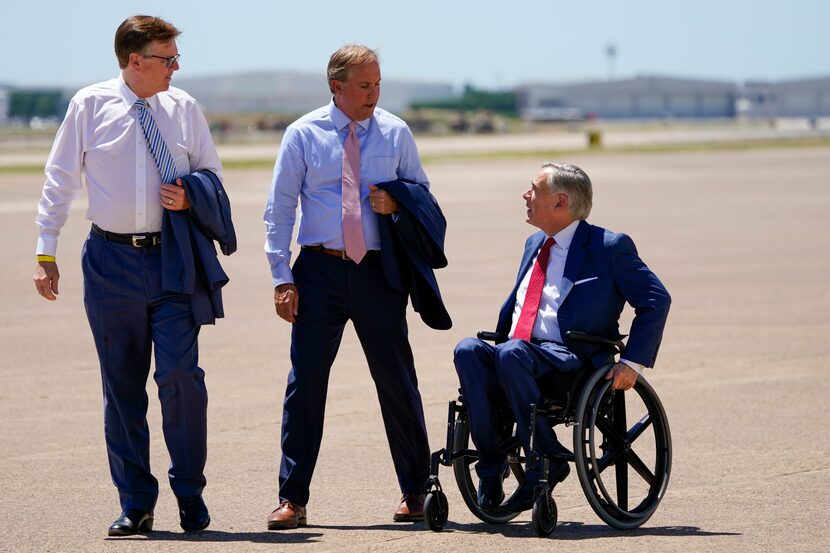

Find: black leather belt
[302,244,379,261]
[91,223,161,247]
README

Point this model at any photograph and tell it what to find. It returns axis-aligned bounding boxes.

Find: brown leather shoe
[393,494,425,522]
[267,500,307,530]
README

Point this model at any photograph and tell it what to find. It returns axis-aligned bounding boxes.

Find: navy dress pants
[82,230,207,513]
[453,338,581,479]
[278,248,430,506]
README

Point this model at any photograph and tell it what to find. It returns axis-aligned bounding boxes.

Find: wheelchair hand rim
[575,369,672,526]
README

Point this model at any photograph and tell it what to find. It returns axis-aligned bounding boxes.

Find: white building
[737,81,777,119]
[738,76,830,119]
[774,76,830,117]
[173,70,454,116]
[516,76,738,120]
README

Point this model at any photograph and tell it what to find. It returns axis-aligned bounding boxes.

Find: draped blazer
[375,179,452,330]
[161,169,236,325]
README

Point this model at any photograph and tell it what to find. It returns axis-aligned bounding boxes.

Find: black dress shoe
[502,462,570,513]
[477,474,505,510]
[108,509,154,536]
[177,495,210,532]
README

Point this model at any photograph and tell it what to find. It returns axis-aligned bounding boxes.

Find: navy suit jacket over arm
[161,169,236,325]
[375,179,452,330]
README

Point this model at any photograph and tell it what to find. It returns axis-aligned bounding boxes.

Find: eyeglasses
[145,53,181,68]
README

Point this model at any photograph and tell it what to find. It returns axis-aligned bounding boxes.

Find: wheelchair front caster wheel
[424,490,449,531]
[531,492,557,536]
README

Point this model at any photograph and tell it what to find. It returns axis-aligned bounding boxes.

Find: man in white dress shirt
[33,15,221,536]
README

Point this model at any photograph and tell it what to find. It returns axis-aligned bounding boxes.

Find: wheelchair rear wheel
[573,369,672,529]
[452,413,523,524]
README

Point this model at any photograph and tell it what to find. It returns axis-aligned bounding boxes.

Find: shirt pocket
[173,141,191,175]
[307,149,343,183]
[573,276,599,286]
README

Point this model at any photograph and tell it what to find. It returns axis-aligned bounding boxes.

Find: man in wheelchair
[453,162,671,514]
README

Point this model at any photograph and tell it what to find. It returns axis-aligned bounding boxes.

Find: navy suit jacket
[161,169,236,325]
[495,220,670,369]
[376,179,452,330]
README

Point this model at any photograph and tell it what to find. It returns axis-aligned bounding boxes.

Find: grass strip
[2,136,829,175]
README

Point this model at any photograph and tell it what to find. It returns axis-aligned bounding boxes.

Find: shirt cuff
[271,264,294,289]
[36,235,58,257]
[619,358,645,375]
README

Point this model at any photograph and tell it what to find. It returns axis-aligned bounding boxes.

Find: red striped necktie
[512,237,555,341]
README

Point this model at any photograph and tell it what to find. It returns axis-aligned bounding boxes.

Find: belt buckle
[131,235,143,247]
[340,250,348,260]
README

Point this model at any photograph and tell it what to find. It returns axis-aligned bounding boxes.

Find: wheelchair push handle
[476,331,505,342]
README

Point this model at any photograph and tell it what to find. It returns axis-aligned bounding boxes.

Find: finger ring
[168,199,173,205]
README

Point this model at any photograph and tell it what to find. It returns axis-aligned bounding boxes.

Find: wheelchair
[423,331,672,536]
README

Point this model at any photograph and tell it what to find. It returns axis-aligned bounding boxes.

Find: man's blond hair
[327,44,379,93]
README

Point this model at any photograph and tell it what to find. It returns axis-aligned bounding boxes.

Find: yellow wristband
[37,254,56,263]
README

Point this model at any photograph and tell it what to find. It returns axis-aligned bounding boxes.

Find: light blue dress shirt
[264,100,429,287]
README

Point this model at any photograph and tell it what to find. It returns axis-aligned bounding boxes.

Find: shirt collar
[329,99,371,132]
[550,219,580,251]
[119,74,160,112]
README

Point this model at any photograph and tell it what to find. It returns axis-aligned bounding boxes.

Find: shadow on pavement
[105,530,324,543]
[552,522,742,540]
[323,521,741,540]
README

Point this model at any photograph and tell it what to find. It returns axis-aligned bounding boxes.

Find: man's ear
[128,52,142,72]
[331,79,343,96]
[557,193,569,209]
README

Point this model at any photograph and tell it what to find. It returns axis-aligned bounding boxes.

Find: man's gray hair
[540,162,593,220]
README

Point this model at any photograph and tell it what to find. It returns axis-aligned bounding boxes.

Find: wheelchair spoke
[615,457,629,511]
[628,413,653,443]
[595,416,627,447]
[626,449,656,486]
[612,390,628,437]
[596,440,625,472]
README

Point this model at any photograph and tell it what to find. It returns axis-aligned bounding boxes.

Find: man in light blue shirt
[264,44,432,529]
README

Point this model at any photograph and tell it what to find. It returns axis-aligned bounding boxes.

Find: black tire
[573,369,672,530]
[452,414,522,524]
[531,489,557,537]
[424,490,449,531]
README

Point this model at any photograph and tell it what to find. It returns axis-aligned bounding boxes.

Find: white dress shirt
[35,75,222,256]
[509,219,644,374]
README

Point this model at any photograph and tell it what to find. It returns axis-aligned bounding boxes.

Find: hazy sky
[2,0,828,90]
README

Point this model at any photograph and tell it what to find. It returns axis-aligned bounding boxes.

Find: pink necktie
[513,237,555,341]
[342,121,366,263]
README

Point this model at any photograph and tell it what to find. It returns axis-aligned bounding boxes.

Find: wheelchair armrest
[476,331,506,342]
[564,331,626,354]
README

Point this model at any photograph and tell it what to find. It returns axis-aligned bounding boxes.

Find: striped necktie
[134,98,178,184]
[513,237,555,341]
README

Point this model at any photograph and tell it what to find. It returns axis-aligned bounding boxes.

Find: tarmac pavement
[1,144,829,552]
